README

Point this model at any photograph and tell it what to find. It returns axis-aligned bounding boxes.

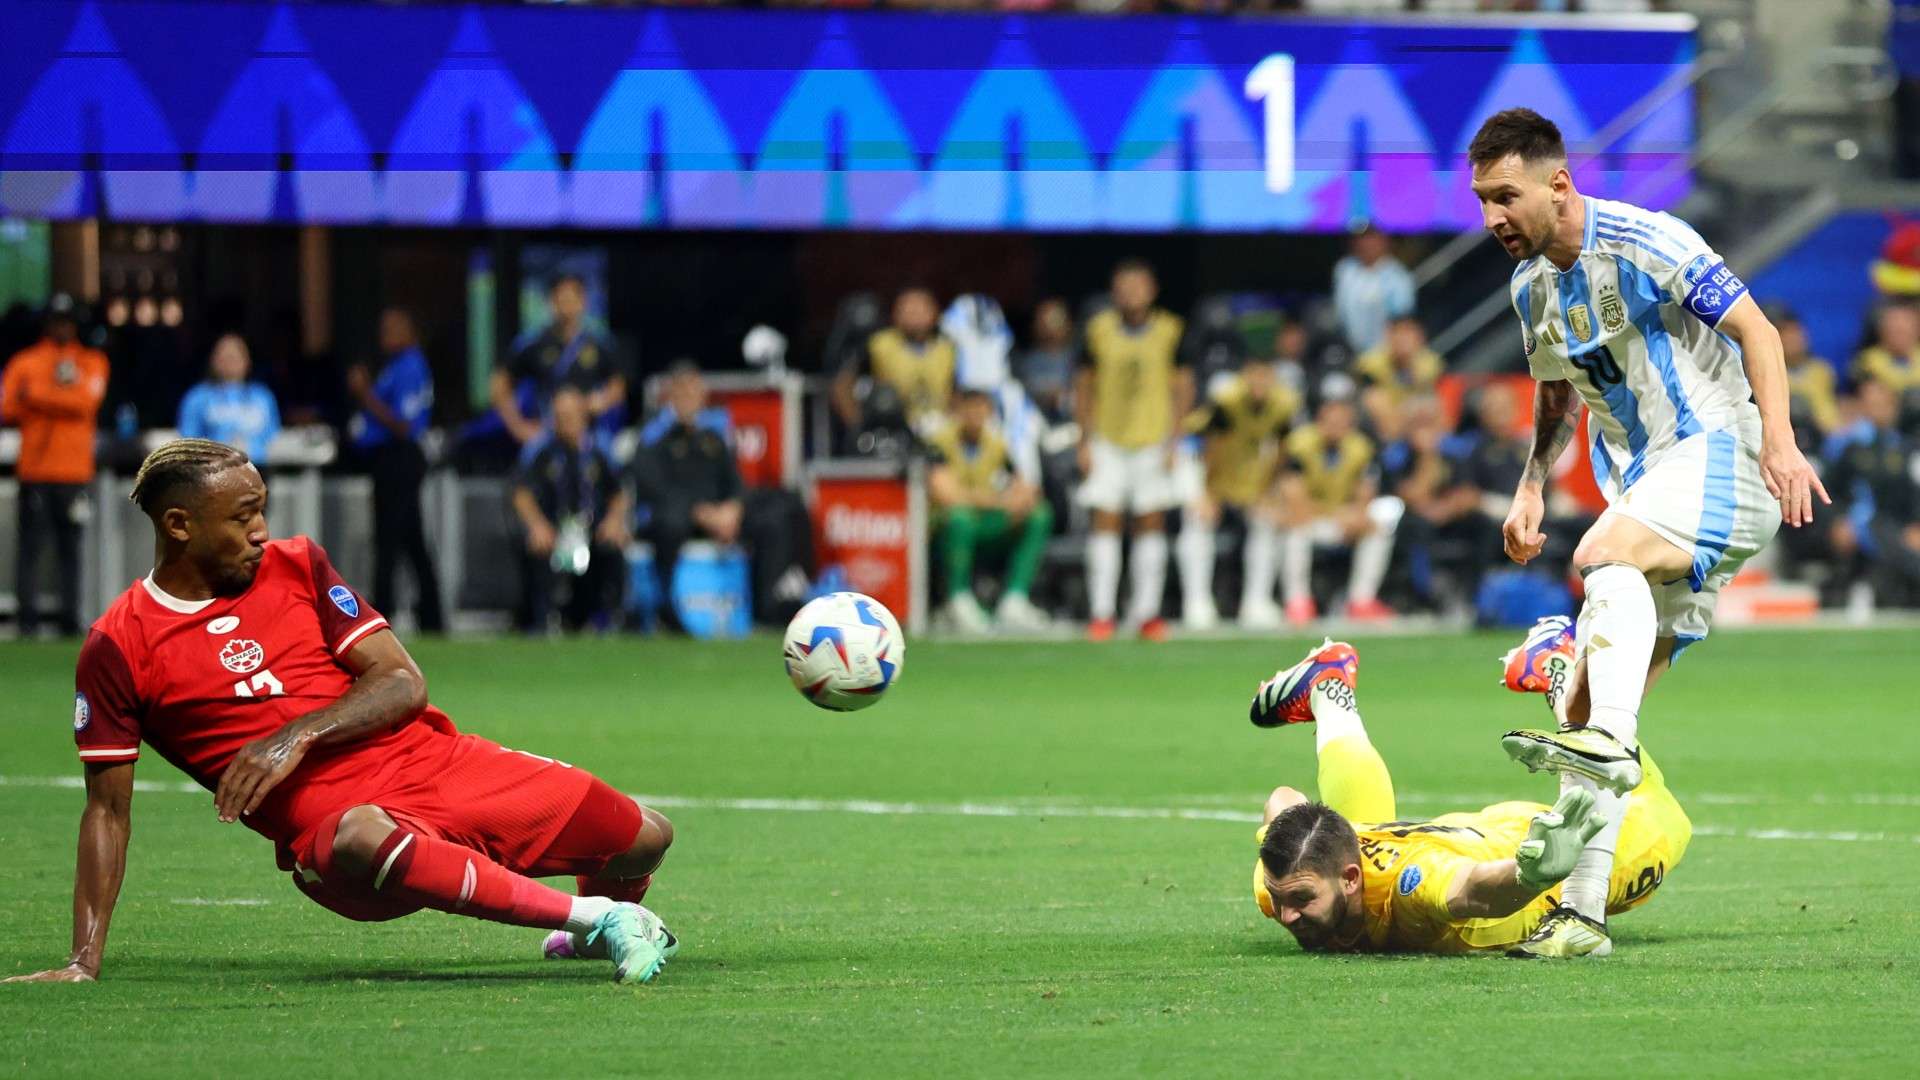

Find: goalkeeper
[1244,640,1691,956]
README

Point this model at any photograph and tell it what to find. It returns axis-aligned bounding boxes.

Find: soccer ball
[782,592,905,712]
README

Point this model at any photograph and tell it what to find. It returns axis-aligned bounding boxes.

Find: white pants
[1604,413,1781,653]
[1080,438,1178,515]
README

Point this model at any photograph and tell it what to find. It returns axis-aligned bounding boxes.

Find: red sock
[577,873,650,904]
[371,829,574,930]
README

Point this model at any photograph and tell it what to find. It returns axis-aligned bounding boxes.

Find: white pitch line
[15,775,1909,811]
[630,792,1263,824]
[4,776,1917,845]
[0,775,201,794]
[170,898,269,906]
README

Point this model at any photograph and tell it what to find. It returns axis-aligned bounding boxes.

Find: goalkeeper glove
[1513,787,1608,893]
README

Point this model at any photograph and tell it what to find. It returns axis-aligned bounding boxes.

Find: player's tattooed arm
[1519,378,1578,490]
[5,762,133,982]
[1502,379,1576,565]
[212,630,427,823]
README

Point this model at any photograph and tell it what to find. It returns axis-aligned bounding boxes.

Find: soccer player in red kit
[5,439,678,985]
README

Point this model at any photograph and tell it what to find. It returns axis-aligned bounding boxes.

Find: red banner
[812,475,912,623]
[711,387,788,489]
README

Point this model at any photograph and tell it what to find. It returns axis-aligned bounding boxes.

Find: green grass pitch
[3,629,1918,1077]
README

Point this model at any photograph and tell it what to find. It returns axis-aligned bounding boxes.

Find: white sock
[1281,529,1312,604]
[1347,496,1402,604]
[1241,519,1279,611]
[1581,563,1656,751]
[1177,525,1215,613]
[564,894,620,935]
[1127,531,1169,624]
[1558,776,1627,922]
[1087,531,1122,621]
[1310,679,1366,751]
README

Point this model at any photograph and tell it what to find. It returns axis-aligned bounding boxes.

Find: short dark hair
[548,272,586,295]
[1259,802,1360,882]
[1467,108,1566,170]
[1113,257,1155,280]
[130,438,250,518]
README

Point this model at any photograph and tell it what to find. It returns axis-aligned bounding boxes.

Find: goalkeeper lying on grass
[1245,639,1692,957]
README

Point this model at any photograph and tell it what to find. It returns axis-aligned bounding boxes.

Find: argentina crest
[1598,285,1626,336]
[1567,303,1592,342]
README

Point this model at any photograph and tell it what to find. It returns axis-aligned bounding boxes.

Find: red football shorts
[281,733,643,922]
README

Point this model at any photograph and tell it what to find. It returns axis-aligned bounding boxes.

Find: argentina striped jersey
[1507,196,1753,499]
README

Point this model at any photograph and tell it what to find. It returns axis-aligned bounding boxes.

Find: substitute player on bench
[7,439,677,986]
[1246,639,1690,956]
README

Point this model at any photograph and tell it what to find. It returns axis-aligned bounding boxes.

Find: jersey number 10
[233,670,285,698]
[1571,345,1625,387]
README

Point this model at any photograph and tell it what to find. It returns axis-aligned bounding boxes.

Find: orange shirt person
[1,298,108,484]
[1,297,108,636]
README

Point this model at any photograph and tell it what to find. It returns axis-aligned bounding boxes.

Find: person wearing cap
[1,296,109,636]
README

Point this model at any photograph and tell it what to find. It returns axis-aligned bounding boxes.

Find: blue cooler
[670,541,753,639]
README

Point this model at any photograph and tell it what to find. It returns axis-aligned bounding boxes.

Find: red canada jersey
[73,536,457,843]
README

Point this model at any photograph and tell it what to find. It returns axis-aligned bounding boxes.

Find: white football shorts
[1604,411,1781,653]
[1080,438,1179,515]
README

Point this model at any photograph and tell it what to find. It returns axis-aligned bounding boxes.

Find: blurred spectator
[1776,310,1841,447]
[927,388,1052,634]
[1076,258,1190,641]
[1852,302,1920,429]
[492,273,629,446]
[1185,296,1248,393]
[347,307,444,634]
[1017,298,1077,421]
[177,334,279,462]
[1,296,107,637]
[1177,354,1301,630]
[0,302,37,366]
[1354,315,1442,413]
[1827,381,1920,607]
[1331,224,1415,352]
[631,362,745,608]
[1458,381,1528,499]
[943,294,1016,394]
[1382,395,1486,609]
[511,387,630,633]
[832,286,957,442]
[1270,320,1315,400]
[1278,396,1401,623]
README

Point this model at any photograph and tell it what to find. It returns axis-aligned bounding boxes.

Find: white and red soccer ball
[782,592,904,712]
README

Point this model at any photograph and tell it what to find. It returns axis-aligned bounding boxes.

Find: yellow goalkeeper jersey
[1255,789,1689,954]
[1255,803,1562,955]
